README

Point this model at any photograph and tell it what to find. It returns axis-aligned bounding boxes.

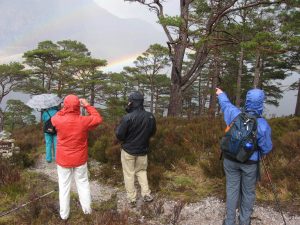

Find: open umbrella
[26,94,62,110]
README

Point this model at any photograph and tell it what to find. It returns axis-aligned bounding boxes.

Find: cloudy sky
[96,0,299,117]
[1,0,299,117]
[94,0,179,25]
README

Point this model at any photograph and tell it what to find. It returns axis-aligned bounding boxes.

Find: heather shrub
[87,116,300,205]
[13,124,43,152]
[90,138,109,163]
[147,164,165,190]
[198,145,224,179]
[89,122,121,165]
[149,117,224,176]
[91,163,123,186]
[0,158,21,186]
[11,124,44,168]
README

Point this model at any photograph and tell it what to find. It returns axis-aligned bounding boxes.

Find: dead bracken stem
[170,200,185,225]
[153,200,164,217]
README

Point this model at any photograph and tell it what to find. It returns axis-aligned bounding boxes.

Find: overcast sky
[1,0,299,117]
[93,0,179,26]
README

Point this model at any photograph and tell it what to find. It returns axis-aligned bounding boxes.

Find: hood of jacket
[245,89,265,116]
[126,91,144,113]
[126,99,144,113]
[58,95,80,116]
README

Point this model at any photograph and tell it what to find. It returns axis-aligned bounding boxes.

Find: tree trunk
[90,83,95,106]
[201,80,210,115]
[150,83,154,113]
[209,51,220,116]
[198,77,202,115]
[154,90,159,115]
[236,46,244,107]
[253,50,261,88]
[57,79,62,98]
[258,58,264,89]
[209,74,218,116]
[168,78,182,116]
[0,109,3,132]
[167,1,190,117]
[295,79,300,117]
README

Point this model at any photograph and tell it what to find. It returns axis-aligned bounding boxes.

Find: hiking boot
[143,194,154,202]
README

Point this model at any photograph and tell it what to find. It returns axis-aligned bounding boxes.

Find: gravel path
[31,155,300,225]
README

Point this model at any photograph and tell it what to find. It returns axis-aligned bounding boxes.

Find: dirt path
[31,155,300,225]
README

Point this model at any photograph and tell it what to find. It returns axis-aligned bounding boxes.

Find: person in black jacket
[115,91,156,207]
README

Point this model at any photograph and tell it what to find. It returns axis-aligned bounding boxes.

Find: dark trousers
[223,158,258,225]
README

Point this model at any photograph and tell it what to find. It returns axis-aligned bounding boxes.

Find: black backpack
[220,112,258,163]
[43,111,56,135]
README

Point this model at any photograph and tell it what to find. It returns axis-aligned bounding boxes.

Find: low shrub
[11,124,44,168]
[90,138,109,163]
[0,158,21,187]
[89,122,121,166]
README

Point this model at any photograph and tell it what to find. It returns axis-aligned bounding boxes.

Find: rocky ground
[31,155,300,225]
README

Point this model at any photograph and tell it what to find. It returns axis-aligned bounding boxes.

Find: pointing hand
[216,88,223,96]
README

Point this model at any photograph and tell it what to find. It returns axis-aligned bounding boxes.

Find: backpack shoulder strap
[225,112,242,133]
[46,110,52,118]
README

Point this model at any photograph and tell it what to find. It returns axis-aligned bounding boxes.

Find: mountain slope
[0,0,165,62]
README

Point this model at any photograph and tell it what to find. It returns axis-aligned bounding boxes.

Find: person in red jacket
[51,95,102,220]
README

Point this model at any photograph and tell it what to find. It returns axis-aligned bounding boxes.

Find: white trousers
[57,163,92,220]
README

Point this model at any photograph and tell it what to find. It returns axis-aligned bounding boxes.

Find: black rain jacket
[115,101,156,156]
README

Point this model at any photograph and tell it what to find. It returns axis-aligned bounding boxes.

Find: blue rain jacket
[42,107,58,123]
[218,89,272,161]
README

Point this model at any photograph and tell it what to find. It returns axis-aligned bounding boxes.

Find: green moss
[0,182,25,200]
[160,171,224,202]
[173,175,195,187]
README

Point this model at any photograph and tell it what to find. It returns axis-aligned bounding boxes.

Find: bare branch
[213,30,240,43]
[154,0,175,43]
[125,0,174,43]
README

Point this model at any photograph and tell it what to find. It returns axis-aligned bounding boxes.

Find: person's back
[115,91,156,207]
[51,95,102,220]
[42,107,58,163]
[116,92,156,156]
[118,109,156,155]
[216,88,272,225]
[52,95,102,167]
[218,88,272,161]
[42,107,58,122]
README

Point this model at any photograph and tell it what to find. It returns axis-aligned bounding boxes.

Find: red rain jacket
[51,95,102,167]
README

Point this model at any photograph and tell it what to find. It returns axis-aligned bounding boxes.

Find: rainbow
[0,1,142,71]
[103,53,140,72]
[0,52,140,72]
[0,51,140,73]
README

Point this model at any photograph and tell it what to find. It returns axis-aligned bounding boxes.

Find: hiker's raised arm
[216,88,240,125]
[80,99,103,130]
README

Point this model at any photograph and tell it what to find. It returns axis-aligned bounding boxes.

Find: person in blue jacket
[42,106,58,163]
[216,88,272,225]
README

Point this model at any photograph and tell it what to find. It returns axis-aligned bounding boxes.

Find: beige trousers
[121,149,151,202]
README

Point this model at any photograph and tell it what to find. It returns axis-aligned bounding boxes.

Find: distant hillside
[0,0,165,62]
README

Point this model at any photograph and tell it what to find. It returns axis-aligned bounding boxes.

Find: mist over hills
[0,0,165,62]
